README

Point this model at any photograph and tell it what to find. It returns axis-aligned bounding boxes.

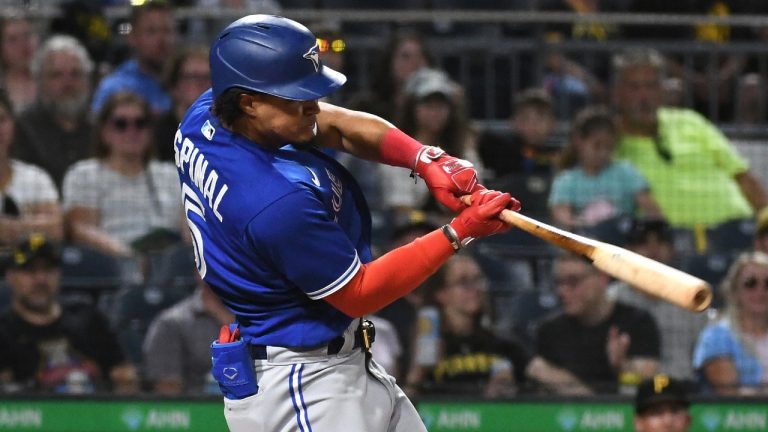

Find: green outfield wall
[0,398,766,432]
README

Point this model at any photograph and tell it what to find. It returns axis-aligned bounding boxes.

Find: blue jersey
[174,90,372,348]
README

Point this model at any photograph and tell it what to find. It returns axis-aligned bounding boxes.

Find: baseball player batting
[174,15,519,432]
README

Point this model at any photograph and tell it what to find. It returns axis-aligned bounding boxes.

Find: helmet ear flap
[209,14,346,101]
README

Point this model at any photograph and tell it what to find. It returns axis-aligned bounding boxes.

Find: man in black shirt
[0,233,137,394]
[532,253,661,394]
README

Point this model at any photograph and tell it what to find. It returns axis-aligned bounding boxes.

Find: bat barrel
[591,243,713,313]
[691,287,714,313]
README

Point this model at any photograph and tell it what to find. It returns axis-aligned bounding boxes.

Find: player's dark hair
[557,105,616,170]
[211,88,246,126]
[92,91,155,163]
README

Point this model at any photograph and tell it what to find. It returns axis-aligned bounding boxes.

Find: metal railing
[4,5,768,123]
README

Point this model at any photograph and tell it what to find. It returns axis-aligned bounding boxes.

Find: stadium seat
[144,243,197,291]
[108,283,191,365]
[59,244,126,304]
[680,252,733,309]
[0,281,9,311]
[486,172,554,222]
[582,214,635,246]
[509,289,560,346]
[706,218,755,254]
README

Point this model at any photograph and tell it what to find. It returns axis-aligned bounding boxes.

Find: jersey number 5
[182,183,208,278]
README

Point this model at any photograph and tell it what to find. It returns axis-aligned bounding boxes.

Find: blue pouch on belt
[211,338,258,399]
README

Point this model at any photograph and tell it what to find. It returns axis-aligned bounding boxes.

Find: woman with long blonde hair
[693,251,768,394]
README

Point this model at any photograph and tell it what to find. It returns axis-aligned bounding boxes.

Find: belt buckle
[360,320,375,351]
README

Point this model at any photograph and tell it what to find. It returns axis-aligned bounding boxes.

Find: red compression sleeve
[378,128,423,169]
[324,229,454,317]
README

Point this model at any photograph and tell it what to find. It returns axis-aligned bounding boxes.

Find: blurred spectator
[375,213,440,382]
[0,16,38,113]
[537,0,625,118]
[533,252,660,394]
[549,106,661,229]
[329,19,379,218]
[626,1,754,122]
[346,28,432,122]
[379,68,478,216]
[63,92,183,258]
[634,375,692,432]
[366,315,403,378]
[178,0,281,45]
[755,207,768,254]
[406,254,532,398]
[90,0,175,116]
[49,0,112,71]
[0,90,63,252]
[143,275,232,395]
[478,88,560,220]
[153,45,209,161]
[693,251,768,395]
[478,88,559,180]
[678,1,751,121]
[426,0,528,37]
[613,48,767,230]
[340,28,432,221]
[611,218,708,381]
[0,233,138,394]
[733,73,764,125]
[16,35,94,192]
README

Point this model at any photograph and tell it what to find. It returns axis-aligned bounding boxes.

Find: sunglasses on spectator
[742,276,768,292]
[109,116,149,131]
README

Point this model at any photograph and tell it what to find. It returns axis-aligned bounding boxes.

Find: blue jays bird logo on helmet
[303,42,320,72]
[209,15,346,101]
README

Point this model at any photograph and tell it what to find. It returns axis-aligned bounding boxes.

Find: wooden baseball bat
[462,197,713,312]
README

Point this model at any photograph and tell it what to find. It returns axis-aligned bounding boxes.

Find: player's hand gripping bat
[461,197,713,312]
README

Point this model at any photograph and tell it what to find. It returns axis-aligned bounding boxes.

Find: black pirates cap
[9,233,61,270]
[635,375,690,414]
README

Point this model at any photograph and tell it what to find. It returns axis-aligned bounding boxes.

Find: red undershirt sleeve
[378,128,423,168]
[324,229,454,317]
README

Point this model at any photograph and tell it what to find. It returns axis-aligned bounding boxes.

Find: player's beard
[43,93,89,122]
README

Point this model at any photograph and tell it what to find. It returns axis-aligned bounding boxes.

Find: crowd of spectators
[0,0,767,404]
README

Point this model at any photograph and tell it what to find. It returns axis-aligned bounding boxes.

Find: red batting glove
[413,146,484,213]
[447,189,514,248]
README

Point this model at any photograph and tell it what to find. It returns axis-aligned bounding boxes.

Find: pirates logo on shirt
[303,43,320,72]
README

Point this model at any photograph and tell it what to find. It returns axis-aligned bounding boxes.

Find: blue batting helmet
[209,15,346,100]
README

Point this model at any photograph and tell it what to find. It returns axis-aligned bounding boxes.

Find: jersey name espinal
[174,129,229,222]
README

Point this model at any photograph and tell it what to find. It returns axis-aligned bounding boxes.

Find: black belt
[249,319,375,360]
